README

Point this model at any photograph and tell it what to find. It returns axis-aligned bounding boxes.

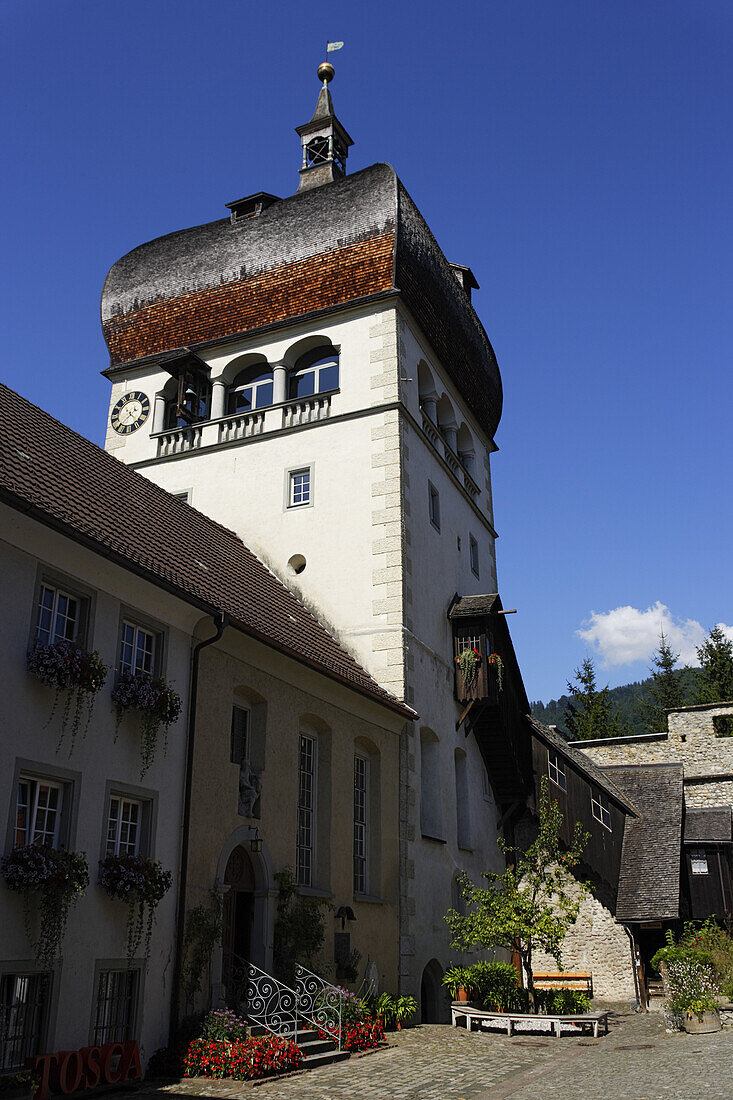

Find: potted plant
[682,995,721,1035]
[666,957,721,1034]
[26,641,108,756]
[98,853,172,963]
[487,653,504,691]
[112,672,182,778]
[0,846,89,967]
[394,995,418,1030]
[0,1071,39,1100]
[375,992,396,1030]
[455,648,481,690]
[442,965,475,1003]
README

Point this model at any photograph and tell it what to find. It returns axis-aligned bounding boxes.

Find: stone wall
[531,882,638,1002]
[579,703,733,808]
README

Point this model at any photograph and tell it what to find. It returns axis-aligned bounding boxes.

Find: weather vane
[325,40,344,62]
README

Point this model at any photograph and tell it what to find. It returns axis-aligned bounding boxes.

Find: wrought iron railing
[294,964,343,1047]
[221,951,346,1050]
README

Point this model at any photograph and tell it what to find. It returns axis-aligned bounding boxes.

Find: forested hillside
[531,668,699,738]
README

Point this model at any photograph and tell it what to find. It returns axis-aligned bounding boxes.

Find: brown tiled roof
[684,807,731,843]
[527,717,639,816]
[604,764,684,922]
[0,384,415,720]
[101,164,502,440]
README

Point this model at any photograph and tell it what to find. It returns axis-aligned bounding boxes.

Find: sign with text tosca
[26,1041,142,1099]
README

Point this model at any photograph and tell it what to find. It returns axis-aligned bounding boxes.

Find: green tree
[272,867,328,984]
[637,631,686,733]
[695,626,733,704]
[445,778,590,1013]
[564,657,629,740]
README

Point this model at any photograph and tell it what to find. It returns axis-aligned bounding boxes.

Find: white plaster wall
[0,508,196,1064]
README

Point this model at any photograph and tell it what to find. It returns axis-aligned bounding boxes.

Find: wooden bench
[451,1004,608,1039]
[533,971,593,996]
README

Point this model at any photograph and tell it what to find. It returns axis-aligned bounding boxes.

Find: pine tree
[564,657,629,740]
[695,626,733,704]
[637,630,686,733]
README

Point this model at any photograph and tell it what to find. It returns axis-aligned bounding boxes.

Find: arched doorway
[420,959,445,1023]
[221,846,255,1000]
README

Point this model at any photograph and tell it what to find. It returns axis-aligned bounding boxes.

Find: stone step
[301,1048,351,1069]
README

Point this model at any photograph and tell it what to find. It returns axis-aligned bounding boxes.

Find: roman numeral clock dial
[110,391,150,435]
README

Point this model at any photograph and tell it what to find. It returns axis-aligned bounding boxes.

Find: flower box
[112,671,182,778]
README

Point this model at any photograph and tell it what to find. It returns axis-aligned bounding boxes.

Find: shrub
[468,961,520,1011]
[665,958,719,1018]
[680,919,733,997]
[200,1008,248,1043]
[538,989,591,1014]
[317,1018,384,1051]
[184,1035,303,1079]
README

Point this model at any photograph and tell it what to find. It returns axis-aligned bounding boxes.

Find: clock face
[110,391,150,435]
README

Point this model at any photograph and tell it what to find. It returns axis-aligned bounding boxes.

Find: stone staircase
[250,1024,350,1069]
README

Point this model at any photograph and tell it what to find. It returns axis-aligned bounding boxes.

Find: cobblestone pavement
[144,1008,733,1100]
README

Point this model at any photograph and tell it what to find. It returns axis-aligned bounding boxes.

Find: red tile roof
[0,384,415,720]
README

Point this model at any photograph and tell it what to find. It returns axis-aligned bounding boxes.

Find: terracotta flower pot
[457,987,469,1003]
[683,1012,720,1035]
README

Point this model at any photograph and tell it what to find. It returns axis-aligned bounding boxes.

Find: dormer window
[289,346,339,399]
[227,366,274,414]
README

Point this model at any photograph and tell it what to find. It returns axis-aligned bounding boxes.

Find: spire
[295,62,354,192]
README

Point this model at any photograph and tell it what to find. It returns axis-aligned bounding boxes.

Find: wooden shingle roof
[0,384,415,720]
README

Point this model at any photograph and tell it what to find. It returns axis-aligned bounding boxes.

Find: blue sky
[2,0,731,702]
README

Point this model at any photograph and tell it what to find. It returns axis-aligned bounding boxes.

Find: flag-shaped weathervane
[326,40,344,56]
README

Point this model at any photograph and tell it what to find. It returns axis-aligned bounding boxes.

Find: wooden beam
[456,699,476,732]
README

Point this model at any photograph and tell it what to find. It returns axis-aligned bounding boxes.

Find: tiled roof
[604,765,684,922]
[0,384,415,720]
[684,807,731,843]
[527,717,639,816]
[448,593,501,619]
[101,164,503,440]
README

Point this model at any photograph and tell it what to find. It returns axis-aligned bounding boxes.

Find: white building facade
[100,70,507,1017]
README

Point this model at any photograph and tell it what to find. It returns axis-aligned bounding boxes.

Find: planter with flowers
[487,653,504,691]
[26,641,108,756]
[99,853,172,964]
[0,845,89,967]
[112,672,182,778]
[455,648,482,691]
[664,957,721,1033]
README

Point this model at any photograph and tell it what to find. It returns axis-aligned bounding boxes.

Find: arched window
[164,371,212,429]
[420,729,443,841]
[227,365,274,415]
[289,346,339,400]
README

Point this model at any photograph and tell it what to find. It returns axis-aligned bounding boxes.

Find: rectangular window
[591,790,612,830]
[289,469,311,507]
[690,849,709,875]
[428,483,440,531]
[0,972,51,1070]
[35,584,79,646]
[469,534,479,578]
[15,778,63,847]
[230,705,250,765]
[353,755,369,894]
[548,750,567,793]
[93,969,138,1045]
[119,621,156,677]
[106,796,142,857]
[297,735,316,887]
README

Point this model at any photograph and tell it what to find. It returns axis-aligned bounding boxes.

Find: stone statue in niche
[238,764,262,817]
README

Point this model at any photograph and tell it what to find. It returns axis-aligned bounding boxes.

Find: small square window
[591,790,612,830]
[548,750,567,792]
[690,849,709,875]
[469,534,479,578]
[119,621,157,677]
[231,705,250,765]
[288,468,311,508]
[428,483,440,531]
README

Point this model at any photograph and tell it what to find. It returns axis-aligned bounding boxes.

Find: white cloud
[576,602,733,668]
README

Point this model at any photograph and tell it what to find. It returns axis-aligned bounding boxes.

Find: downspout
[169,611,228,1044]
[624,924,645,1011]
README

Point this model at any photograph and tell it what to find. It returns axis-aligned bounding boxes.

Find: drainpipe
[624,925,645,1012]
[169,611,228,1044]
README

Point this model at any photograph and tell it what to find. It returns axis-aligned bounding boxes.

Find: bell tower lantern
[295,62,353,192]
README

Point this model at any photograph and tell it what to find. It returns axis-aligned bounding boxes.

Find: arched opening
[226,362,274,414]
[420,959,445,1023]
[456,422,476,476]
[221,845,257,1006]
[420,729,443,841]
[215,829,274,1004]
[289,344,339,399]
[436,394,457,452]
[162,369,212,429]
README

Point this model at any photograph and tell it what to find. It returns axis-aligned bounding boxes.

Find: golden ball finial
[317,61,335,84]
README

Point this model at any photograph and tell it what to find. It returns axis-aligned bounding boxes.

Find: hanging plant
[1,845,89,967]
[26,642,108,756]
[487,652,504,691]
[99,853,172,964]
[111,672,182,778]
[455,647,482,689]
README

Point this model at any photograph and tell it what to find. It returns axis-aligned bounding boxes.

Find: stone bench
[451,1004,609,1038]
